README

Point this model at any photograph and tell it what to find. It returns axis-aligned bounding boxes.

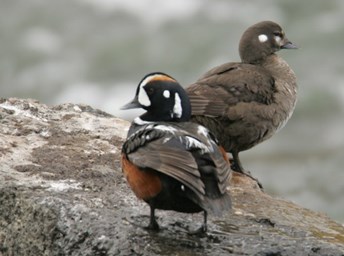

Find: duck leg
[189,211,208,235]
[146,205,159,231]
[231,151,263,189]
[201,211,208,233]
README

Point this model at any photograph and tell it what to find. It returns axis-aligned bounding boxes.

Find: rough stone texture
[0,97,343,256]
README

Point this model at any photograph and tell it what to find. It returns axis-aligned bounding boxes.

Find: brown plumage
[186,21,298,180]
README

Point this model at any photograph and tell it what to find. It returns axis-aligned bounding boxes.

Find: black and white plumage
[121,72,232,232]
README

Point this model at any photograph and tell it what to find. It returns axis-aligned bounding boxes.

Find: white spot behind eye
[258,34,268,43]
[163,90,170,98]
[181,185,185,191]
[173,93,182,118]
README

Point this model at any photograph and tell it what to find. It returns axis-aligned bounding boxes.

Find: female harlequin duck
[186,21,298,186]
[121,72,232,232]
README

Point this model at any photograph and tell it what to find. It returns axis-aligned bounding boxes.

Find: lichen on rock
[0,98,343,256]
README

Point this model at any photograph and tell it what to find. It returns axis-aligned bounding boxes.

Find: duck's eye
[273,31,283,38]
[146,87,154,95]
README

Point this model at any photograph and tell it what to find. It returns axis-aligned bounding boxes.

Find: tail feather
[203,191,231,217]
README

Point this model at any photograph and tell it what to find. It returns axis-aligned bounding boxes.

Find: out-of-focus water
[1,0,343,223]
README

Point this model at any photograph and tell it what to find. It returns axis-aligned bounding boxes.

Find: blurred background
[1,0,343,223]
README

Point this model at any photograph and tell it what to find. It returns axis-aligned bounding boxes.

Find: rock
[0,97,343,256]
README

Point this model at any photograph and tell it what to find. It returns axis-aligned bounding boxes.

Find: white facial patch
[258,34,268,43]
[137,74,160,107]
[138,74,176,107]
[274,35,282,44]
[173,93,182,118]
[163,90,170,98]
[138,85,151,107]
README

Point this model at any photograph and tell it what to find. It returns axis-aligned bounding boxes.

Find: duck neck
[139,111,189,123]
[261,54,297,88]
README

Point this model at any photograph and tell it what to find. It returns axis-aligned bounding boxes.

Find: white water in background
[1,0,343,222]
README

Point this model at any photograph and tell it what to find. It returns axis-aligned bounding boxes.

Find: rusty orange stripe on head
[141,74,176,87]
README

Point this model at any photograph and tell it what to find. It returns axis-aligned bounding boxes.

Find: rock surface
[0,98,343,256]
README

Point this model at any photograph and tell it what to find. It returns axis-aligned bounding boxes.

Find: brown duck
[186,21,298,185]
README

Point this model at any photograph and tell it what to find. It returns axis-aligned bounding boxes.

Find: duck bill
[281,38,298,49]
[120,97,141,110]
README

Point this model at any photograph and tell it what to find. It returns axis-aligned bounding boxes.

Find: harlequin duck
[186,21,298,185]
[121,72,232,232]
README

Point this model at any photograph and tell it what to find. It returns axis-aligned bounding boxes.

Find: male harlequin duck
[186,21,298,185]
[121,72,232,232]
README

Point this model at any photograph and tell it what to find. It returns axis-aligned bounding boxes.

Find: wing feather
[127,140,206,197]
[187,62,275,117]
[124,122,232,213]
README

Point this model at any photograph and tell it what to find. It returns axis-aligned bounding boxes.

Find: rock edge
[0,98,343,256]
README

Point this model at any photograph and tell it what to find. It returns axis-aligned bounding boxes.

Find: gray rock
[0,98,343,256]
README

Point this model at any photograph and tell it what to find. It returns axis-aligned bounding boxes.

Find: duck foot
[145,205,160,231]
[188,211,207,236]
[188,224,207,236]
[145,217,160,231]
[230,152,264,190]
